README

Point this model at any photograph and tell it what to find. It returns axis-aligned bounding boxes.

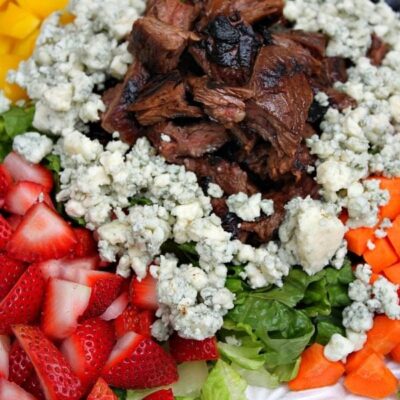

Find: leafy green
[129,196,153,206]
[200,360,247,400]
[161,240,199,264]
[113,388,127,400]
[232,364,280,389]
[127,389,161,400]
[218,339,265,370]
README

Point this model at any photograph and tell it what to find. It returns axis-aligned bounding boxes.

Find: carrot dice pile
[0,0,71,101]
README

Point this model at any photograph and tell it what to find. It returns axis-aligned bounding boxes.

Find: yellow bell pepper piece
[0,0,8,10]
[0,3,40,40]
[0,34,13,55]
[16,0,69,19]
[13,28,39,59]
[0,54,28,101]
[59,11,75,25]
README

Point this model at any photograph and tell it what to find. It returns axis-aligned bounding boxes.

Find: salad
[0,0,400,399]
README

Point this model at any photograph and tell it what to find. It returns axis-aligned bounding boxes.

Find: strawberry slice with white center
[169,335,219,363]
[0,164,13,201]
[0,253,26,302]
[42,278,91,340]
[13,325,83,400]
[4,181,54,215]
[61,318,115,391]
[9,341,33,387]
[7,203,77,262]
[144,389,174,400]
[0,377,36,400]
[0,215,12,251]
[0,336,10,379]
[40,256,100,280]
[100,292,129,321]
[0,264,45,334]
[130,274,159,311]
[87,378,117,400]
[4,152,53,192]
[6,214,22,230]
[102,331,178,389]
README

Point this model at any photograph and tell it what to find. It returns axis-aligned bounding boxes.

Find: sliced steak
[367,33,389,66]
[147,121,229,162]
[323,57,348,84]
[129,71,203,125]
[324,87,357,111]
[188,76,254,126]
[101,62,149,144]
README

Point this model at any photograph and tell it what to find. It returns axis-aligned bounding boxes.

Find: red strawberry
[6,214,22,230]
[0,253,26,301]
[114,305,154,338]
[9,341,33,386]
[40,256,100,280]
[22,372,45,400]
[69,228,97,258]
[169,335,219,363]
[144,389,174,400]
[4,181,54,215]
[0,264,45,334]
[42,278,92,340]
[0,335,10,379]
[3,152,53,192]
[7,203,77,262]
[102,331,178,389]
[61,318,115,391]
[87,378,117,400]
[130,275,159,311]
[100,292,129,321]
[0,215,12,250]
[0,165,13,200]
[13,325,83,400]
[0,377,36,400]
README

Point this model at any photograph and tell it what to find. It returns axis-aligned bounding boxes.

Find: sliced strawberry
[0,336,10,379]
[114,305,154,338]
[0,377,36,400]
[6,214,22,230]
[3,152,53,192]
[144,389,174,400]
[40,256,99,280]
[102,331,178,389]
[0,165,13,200]
[169,335,219,363]
[0,253,26,301]
[22,372,45,400]
[0,215,12,251]
[100,292,129,322]
[87,377,117,400]
[130,275,159,311]
[69,228,97,258]
[0,264,45,334]
[61,318,115,391]
[42,278,92,340]
[7,203,77,262]
[13,325,83,400]
[9,341,33,386]
[4,181,54,215]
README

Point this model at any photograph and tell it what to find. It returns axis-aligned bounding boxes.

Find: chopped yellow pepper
[59,11,75,25]
[13,28,39,59]
[0,0,8,9]
[0,54,28,101]
[0,34,13,55]
[16,0,69,19]
[0,3,40,40]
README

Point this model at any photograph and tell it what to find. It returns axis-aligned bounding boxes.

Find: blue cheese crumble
[13,132,53,164]
[226,192,274,221]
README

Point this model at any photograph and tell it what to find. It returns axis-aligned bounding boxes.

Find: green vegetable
[200,360,247,400]
[172,361,209,397]
[113,388,127,400]
[129,196,153,206]
[161,240,199,264]
[232,364,280,389]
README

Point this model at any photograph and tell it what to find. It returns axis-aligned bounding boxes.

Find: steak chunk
[129,71,203,126]
[129,17,198,73]
[184,157,258,195]
[323,57,348,84]
[146,0,200,30]
[148,121,229,162]
[101,62,149,143]
[367,33,389,66]
[188,76,254,126]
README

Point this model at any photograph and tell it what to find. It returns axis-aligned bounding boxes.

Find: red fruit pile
[0,152,220,399]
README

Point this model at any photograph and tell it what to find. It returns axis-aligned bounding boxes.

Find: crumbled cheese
[367,240,376,251]
[0,90,11,113]
[161,134,171,143]
[343,301,374,333]
[207,183,224,199]
[346,329,367,352]
[372,277,400,319]
[278,197,346,275]
[8,0,145,135]
[324,333,355,362]
[227,192,274,222]
[12,132,53,164]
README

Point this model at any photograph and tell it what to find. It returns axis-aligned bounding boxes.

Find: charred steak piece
[367,33,389,66]
[129,17,198,74]
[145,0,200,31]
[184,156,258,195]
[129,71,203,126]
[323,57,349,84]
[147,121,229,162]
[188,76,254,126]
[101,62,149,144]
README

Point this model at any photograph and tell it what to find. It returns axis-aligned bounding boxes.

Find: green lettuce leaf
[232,364,280,389]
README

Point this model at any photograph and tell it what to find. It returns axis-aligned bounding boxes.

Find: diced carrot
[365,315,400,355]
[383,263,400,284]
[288,343,345,391]
[390,342,400,363]
[378,177,400,220]
[346,346,383,373]
[345,227,375,256]
[344,353,398,399]
[370,273,380,284]
[387,216,400,258]
[363,238,398,273]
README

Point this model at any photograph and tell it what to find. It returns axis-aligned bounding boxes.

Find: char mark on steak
[367,33,390,66]
[101,62,149,144]
[147,121,229,163]
[129,71,203,126]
